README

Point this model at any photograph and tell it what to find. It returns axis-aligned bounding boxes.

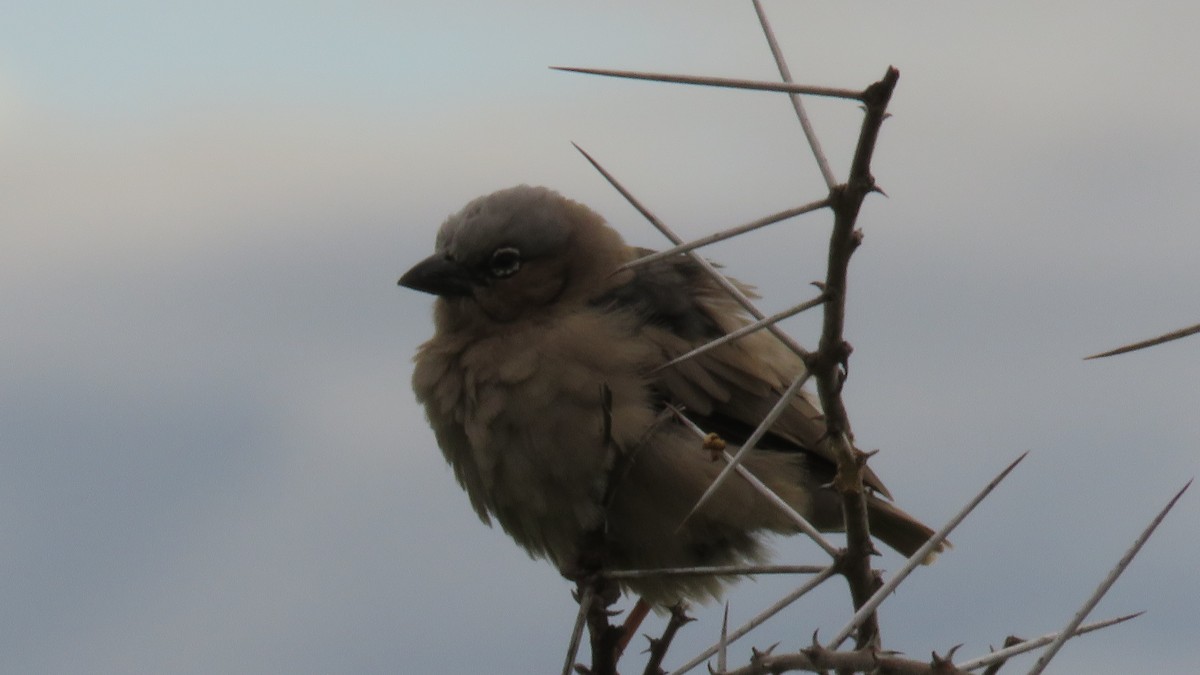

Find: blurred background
[2,1,1198,672]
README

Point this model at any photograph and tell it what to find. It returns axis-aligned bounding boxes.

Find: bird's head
[399,185,632,323]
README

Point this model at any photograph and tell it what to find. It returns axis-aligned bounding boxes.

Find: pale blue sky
[3,2,1198,673]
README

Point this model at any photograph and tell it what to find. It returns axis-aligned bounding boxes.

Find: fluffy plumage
[400,185,939,604]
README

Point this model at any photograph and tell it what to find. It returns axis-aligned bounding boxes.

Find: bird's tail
[867,497,948,564]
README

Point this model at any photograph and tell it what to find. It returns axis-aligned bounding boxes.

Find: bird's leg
[565,518,627,673]
[580,575,623,674]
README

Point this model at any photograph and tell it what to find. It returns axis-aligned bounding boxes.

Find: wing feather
[593,251,892,498]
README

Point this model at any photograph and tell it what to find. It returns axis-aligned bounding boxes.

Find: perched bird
[400,185,940,605]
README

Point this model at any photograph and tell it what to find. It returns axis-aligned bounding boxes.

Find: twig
[643,603,694,675]
[1026,481,1191,675]
[806,66,901,649]
[751,0,837,189]
[716,644,961,675]
[1083,321,1200,359]
[980,637,1022,675]
[552,66,864,100]
[828,452,1029,650]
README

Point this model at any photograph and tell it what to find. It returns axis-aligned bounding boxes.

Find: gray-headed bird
[400,185,941,607]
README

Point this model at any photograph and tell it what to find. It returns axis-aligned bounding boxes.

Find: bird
[399,185,942,607]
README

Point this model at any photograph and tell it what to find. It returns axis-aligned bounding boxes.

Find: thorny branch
[716,644,969,675]
[553,3,1186,674]
[706,611,1146,675]
[806,65,900,650]
[642,604,693,675]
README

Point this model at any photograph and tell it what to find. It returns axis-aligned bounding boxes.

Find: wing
[592,249,892,498]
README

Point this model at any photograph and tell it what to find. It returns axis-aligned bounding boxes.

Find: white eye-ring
[489,247,522,278]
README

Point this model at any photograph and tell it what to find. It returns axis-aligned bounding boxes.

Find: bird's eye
[489,247,522,278]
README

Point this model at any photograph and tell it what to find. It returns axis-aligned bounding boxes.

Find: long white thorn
[1026,480,1191,675]
[669,565,838,675]
[751,0,838,189]
[604,564,826,580]
[829,451,1030,649]
[561,585,593,675]
[678,371,811,529]
[958,612,1144,671]
[1084,321,1200,359]
[619,199,829,272]
[573,142,812,361]
[668,403,839,557]
[655,295,825,373]
[553,66,863,100]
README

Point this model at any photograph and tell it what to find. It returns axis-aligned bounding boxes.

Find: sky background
[3,2,1199,673]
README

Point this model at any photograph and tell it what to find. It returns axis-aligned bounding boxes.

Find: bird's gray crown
[435,185,576,269]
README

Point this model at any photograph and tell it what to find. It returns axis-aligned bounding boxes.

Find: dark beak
[398,255,475,297]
